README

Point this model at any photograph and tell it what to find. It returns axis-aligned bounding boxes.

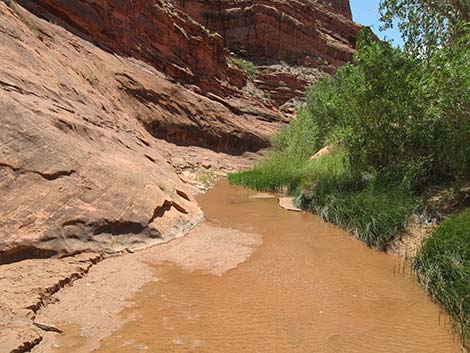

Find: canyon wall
[0,1,359,350]
[0,0,358,264]
[318,0,353,19]
[19,0,245,96]
[174,0,360,67]
[0,1,282,263]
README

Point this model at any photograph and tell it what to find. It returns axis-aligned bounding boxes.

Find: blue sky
[350,0,403,47]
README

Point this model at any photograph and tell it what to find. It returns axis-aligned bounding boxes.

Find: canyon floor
[3,181,460,353]
[0,149,264,353]
[3,1,463,352]
[31,222,263,353]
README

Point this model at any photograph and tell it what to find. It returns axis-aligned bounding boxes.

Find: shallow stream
[58,181,461,352]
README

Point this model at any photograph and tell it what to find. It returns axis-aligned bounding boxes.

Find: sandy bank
[0,222,261,353]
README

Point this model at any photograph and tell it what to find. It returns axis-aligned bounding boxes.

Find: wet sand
[32,222,261,353]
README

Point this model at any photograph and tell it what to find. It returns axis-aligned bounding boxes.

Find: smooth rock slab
[278,197,302,212]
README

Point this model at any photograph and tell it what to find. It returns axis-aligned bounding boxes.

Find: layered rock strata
[174,0,360,68]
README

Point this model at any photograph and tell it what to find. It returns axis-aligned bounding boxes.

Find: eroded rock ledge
[0,253,103,352]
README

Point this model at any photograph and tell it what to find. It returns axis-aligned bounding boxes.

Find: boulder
[309,145,335,160]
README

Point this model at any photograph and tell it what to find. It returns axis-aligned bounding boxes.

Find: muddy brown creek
[49,180,461,353]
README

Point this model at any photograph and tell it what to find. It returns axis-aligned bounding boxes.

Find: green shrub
[231,27,468,249]
[273,108,322,160]
[296,28,469,187]
[414,209,470,349]
[229,147,349,192]
[232,6,469,347]
[232,57,257,77]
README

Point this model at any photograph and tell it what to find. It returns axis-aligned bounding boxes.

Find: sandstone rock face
[0,0,356,264]
[20,0,244,96]
[0,253,103,352]
[174,0,360,68]
[318,0,353,19]
[0,1,282,263]
[254,72,310,106]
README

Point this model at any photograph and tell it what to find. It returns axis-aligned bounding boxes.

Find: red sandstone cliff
[319,0,353,19]
[19,0,244,96]
[174,0,360,67]
[172,0,360,115]
[0,0,358,265]
[0,0,282,264]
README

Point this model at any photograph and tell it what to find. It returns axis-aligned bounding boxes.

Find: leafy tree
[379,0,470,57]
[284,27,469,186]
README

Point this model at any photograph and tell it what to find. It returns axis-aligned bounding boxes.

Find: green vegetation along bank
[230,0,469,348]
[415,210,470,348]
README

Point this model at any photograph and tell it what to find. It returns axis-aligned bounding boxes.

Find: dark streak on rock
[10,336,43,353]
[145,154,156,163]
[150,200,173,220]
[116,72,162,106]
[0,246,59,266]
[92,220,147,236]
[176,189,191,201]
[0,162,76,181]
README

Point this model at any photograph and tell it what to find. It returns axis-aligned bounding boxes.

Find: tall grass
[304,180,414,251]
[228,152,304,193]
[230,149,415,251]
[414,209,470,349]
[229,147,348,193]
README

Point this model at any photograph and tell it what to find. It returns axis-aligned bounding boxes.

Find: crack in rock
[0,162,76,181]
[10,336,43,353]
